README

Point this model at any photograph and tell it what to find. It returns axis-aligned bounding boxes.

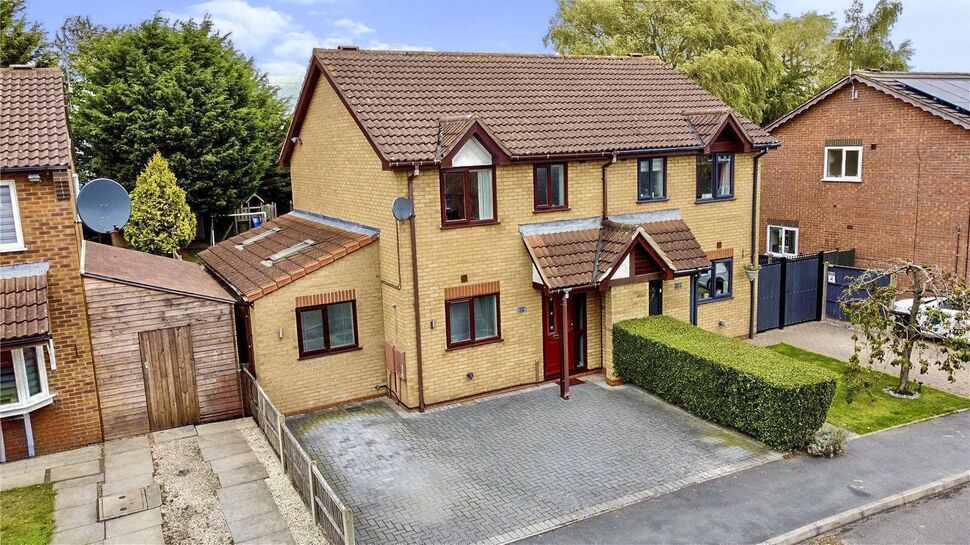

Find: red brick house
[1,67,103,461]
[760,70,970,278]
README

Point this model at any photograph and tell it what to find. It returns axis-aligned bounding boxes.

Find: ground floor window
[0,346,49,411]
[446,293,500,348]
[767,225,798,257]
[296,300,359,358]
[697,258,733,302]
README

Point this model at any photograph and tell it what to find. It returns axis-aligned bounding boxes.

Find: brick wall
[761,84,970,278]
[1,170,102,460]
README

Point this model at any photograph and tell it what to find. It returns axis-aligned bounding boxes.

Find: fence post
[342,507,356,545]
[308,459,316,522]
[817,251,826,321]
[277,413,285,469]
[778,256,788,330]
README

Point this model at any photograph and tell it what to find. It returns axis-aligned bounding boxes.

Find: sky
[26,0,970,78]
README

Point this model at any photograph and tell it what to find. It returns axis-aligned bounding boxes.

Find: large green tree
[824,0,912,84]
[71,16,288,219]
[545,0,780,123]
[1,0,56,67]
[764,12,836,123]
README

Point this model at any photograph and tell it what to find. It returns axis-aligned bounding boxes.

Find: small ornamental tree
[841,262,969,401]
[125,153,197,256]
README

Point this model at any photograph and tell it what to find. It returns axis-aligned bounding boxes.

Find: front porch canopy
[520,210,711,292]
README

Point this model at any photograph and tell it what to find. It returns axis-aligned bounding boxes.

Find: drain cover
[99,489,149,521]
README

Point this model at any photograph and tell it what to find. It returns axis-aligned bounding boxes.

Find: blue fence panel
[785,258,820,326]
[826,265,890,320]
[757,263,782,332]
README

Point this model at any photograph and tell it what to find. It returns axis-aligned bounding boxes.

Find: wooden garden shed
[81,242,242,440]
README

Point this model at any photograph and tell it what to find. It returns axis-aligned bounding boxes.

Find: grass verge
[0,483,55,545]
[767,343,970,434]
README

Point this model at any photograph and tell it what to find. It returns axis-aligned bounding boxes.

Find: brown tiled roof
[198,211,379,302]
[767,71,970,132]
[0,67,72,170]
[521,212,709,290]
[280,49,777,166]
[82,242,234,303]
[1,262,50,344]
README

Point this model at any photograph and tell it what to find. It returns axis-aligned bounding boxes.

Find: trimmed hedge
[613,317,837,449]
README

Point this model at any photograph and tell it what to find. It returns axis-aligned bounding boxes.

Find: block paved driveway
[289,379,778,545]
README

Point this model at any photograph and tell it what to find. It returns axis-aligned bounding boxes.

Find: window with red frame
[296,301,359,358]
[445,293,500,348]
[534,163,567,211]
[440,167,496,225]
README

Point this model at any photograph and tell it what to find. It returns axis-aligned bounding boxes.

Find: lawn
[767,343,970,434]
[0,483,55,545]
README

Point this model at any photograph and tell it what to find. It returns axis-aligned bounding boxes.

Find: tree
[1,0,56,67]
[125,153,197,256]
[842,262,969,400]
[764,12,836,123]
[70,16,288,220]
[54,16,109,91]
[825,0,912,84]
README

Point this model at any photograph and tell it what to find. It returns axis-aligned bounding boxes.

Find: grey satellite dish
[391,196,414,220]
[76,178,132,234]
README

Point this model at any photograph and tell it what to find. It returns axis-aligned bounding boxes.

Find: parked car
[892,297,970,341]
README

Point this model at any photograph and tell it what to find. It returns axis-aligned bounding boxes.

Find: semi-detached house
[201,48,779,414]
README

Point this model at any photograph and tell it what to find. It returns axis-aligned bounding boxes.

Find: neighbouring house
[761,70,970,278]
[81,242,242,440]
[0,66,102,461]
[202,48,778,414]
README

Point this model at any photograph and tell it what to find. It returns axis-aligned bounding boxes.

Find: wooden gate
[139,326,199,431]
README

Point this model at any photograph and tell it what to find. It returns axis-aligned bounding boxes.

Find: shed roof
[0,67,72,170]
[198,211,379,302]
[280,49,777,167]
[82,242,235,303]
[1,262,50,344]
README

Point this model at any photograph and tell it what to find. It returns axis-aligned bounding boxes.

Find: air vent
[337,45,359,51]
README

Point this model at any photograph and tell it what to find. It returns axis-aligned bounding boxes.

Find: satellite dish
[391,196,414,221]
[76,178,132,234]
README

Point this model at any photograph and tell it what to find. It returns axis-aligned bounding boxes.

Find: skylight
[260,239,315,267]
[236,226,281,250]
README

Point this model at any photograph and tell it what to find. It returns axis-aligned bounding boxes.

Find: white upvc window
[0,180,26,252]
[0,346,53,417]
[823,146,863,182]
[767,225,799,257]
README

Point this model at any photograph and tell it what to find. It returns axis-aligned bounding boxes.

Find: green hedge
[613,317,837,449]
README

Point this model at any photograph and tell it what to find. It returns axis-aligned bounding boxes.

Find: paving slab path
[521,410,970,544]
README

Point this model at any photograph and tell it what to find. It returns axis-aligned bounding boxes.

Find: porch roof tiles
[1,262,50,344]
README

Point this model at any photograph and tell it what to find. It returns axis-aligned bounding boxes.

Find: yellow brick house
[202,48,778,414]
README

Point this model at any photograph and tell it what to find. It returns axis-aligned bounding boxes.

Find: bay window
[441,167,496,226]
[697,258,733,303]
[296,300,359,358]
[534,163,567,211]
[637,157,666,201]
[1,346,51,415]
[823,146,862,181]
[767,225,799,257]
[446,293,500,349]
[696,153,734,201]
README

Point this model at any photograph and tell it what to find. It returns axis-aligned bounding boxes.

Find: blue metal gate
[757,252,824,332]
[826,265,890,320]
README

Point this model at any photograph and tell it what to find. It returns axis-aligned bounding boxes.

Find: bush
[613,316,837,449]
[806,424,848,457]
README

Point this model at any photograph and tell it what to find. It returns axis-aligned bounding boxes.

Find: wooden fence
[240,369,355,545]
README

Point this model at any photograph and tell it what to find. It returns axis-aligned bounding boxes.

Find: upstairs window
[637,157,666,201]
[446,293,500,349]
[1,347,50,412]
[697,258,732,303]
[534,163,567,211]
[296,301,359,358]
[0,180,25,252]
[441,168,496,226]
[696,153,734,201]
[824,146,862,181]
[767,225,799,257]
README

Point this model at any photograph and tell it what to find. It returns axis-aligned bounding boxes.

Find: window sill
[766,252,798,258]
[0,393,55,418]
[697,295,734,305]
[0,245,28,253]
[445,337,503,352]
[298,346,362,361]
[637,197,669,204]
[695,197,736,204]
[821,178,862,183]
[533,207,570,214]
[440,220,500,230]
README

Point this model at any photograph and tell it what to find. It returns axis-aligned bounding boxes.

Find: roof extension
[767,70,970,132]
[280,49,778,167]
[82,242,235,304]
[0,67,73,171]
[199,211,379,302]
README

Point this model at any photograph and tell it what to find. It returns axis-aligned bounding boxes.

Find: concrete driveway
[750,320,969,397]
[289,377,778,545]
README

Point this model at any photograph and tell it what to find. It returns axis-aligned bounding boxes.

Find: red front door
[542,293,588,380]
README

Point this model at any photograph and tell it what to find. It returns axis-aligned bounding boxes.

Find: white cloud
[272,31,321,59]
[175,0,292,51]
[330,18,374,36]
[259,59,309,76]
[366,40,435,52]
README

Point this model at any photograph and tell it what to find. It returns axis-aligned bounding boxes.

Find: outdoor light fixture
[27,173,41,182]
